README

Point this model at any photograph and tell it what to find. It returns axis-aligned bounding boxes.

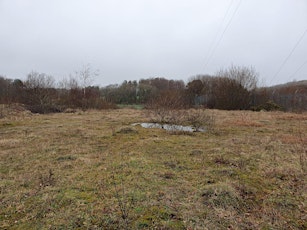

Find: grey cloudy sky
[0,0,306,86]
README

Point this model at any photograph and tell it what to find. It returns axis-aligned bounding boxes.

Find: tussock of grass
[0,109,306,229]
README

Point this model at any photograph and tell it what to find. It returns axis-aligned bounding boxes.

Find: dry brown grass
[0,107,306,229]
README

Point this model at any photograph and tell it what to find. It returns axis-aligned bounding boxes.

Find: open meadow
[0,106,306,229]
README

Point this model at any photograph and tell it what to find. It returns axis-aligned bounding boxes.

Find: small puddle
[132,123,206,132]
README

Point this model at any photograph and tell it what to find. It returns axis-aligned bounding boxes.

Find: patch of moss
[0,122,14,127]
[135,206,183,229]
[64,189,96,204]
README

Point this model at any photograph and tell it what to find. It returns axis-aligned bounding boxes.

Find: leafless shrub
[110,171,135,230]
[146,104,215,134]
[146,90,187,125]
[38,169,55,188]
[109,153,136,229]
[215,65,259,110]
[111,174,134,229]
[216,65,258,92]
[23,72,60,113]
[186,109,215,132]
[146,108,183,125]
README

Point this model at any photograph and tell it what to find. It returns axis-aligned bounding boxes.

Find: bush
[252,100,283,111]
[25,104,62,114]
[146,90,187,124]
[186,109,215,132]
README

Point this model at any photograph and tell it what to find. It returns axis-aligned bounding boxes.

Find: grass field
[0,106,306,229]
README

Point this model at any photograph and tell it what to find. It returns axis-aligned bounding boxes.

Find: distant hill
[268,80,307,90]
[256,80,307,111]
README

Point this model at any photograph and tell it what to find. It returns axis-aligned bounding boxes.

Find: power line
[270,27,307,84]
[203,0,235,70]
[289,59,307,79]
[204,0,242,70]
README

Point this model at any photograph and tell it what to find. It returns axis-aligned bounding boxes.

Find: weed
[109,152,137,229]
[111,174,135,229]
[214,155,231,166]
[38,169,55,188]
[186,108,215,132]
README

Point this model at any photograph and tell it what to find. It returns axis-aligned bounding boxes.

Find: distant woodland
[0,66,306,113]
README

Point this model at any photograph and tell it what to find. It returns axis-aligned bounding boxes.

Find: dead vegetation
[0,108,306,229]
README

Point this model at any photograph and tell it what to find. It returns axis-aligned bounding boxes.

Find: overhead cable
[203,0,235,70]
[289,59,307,79]
[270,27,307,84]
[203,0,243,70]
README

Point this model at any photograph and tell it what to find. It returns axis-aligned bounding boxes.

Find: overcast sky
[0,0,306,86]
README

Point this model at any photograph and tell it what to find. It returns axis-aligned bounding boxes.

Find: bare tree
[186,79,204,106]
[0,76,12,104]
[57,65,102,110]
[217,65,258,91]
[213,77,250,110]
[58,75,79,90]
[75,64,99,96]
[215,65,259,109]
[23,72,58,113]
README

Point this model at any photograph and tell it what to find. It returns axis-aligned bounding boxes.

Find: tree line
[0,65,306,113]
